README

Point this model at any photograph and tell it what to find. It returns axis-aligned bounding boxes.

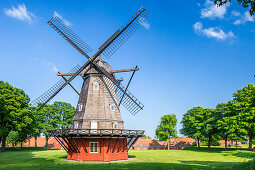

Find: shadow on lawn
[183,146,249,153]
[232,151,255,159]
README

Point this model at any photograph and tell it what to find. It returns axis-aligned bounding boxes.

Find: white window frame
[74,121,78,129]
[78,103,82,111]
[93,82,99,90]
[113,122,118,129]
[90,121,97,133]
[89,142,98,153]
[110,104,115,111]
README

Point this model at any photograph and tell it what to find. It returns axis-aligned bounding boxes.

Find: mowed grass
[0,147,254,170]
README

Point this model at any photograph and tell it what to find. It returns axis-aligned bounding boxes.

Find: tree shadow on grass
[128,154,136,158]
[232,151,255,159]
[183,146,249,153]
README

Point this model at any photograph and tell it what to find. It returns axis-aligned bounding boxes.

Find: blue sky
[0,0,255,138]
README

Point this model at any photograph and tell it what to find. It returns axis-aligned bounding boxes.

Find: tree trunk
[248,134,253,151]
[167,139,169,150]
[225,136,228,150]
[45,135,49,149]
[196,137,200,148]
[21,143,23,147]
[1,136,7,152]
[29,138,30,147]
[208,136,212,149]
[35,136,37,147]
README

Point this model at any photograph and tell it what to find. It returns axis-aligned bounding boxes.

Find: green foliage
[180,106,205,147]
[200,140,221,146]
[202,108,221,148]
[215,101,245,144]
[232,84,255,150]
[155,114,177,141]
[214,0,255,16]
[6,131,19,144]
[0,81,32,151]
[141,135,152,139]
[36,101,75,147]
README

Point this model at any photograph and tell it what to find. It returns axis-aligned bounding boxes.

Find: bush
[2,147,45,151]
[200,140,221,146]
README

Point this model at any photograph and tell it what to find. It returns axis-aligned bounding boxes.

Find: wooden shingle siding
[72,56,123,130]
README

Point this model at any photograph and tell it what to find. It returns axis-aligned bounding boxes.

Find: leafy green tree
[202,108,221,148]
[214,0,255,16]
[38,101,75,148]
[180,107,205,148]
[232,84,255,150]
[141,135,152,139]
[6,131,19,146]
[216,101,246,149]
[155,114,177,150]
[0,81,30,152]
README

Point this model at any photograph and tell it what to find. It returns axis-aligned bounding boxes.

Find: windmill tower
[31,7,150,162]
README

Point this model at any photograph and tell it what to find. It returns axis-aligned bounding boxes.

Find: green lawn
[0,147,254,169]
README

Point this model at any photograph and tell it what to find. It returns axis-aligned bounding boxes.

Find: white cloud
[141,21,150,29]
[231,10,240,16]
[201,0,229,19]
[138,17,150,30]
[193,21,234,40]
[53,11,71,26]
[44,62,58,72]
[3,4,34,24]
[197,3,201,7]
[36,58,58,72]
[234,11,254,25]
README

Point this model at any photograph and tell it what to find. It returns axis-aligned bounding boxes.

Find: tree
[38,101,75,148]
[6,131,19,146]
[155,114,177,150]
[180,107,205,148]
[202,108,220,148]
[216,101,246,150]
[232,84,255,150]
[141,135,152,139]
[214,0,255,16]
[0,81,30,152]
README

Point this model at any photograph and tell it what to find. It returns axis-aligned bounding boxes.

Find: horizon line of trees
[180,84,255,150]
[0,81,75,152]
[155,84,255,151]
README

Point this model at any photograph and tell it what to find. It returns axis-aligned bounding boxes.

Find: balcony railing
[48,128,144,137]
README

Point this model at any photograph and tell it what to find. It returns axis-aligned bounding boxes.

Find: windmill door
[91,121,97,133]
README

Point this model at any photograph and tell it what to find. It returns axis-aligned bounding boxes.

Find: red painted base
[67,137,128,162]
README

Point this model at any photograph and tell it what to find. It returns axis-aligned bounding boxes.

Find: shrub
[200,140,221,146]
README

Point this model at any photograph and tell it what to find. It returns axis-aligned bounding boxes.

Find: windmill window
[74,121,78,129]
[93,82,99,90]
[113,122,118,129]
[89,142,98,153]
[110,104,115,111]
[78,104,82,111]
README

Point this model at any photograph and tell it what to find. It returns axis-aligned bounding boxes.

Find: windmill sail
[30,65,81,108]
[101,76,144,115]
[99,7,150,59]
[48,16,93,59]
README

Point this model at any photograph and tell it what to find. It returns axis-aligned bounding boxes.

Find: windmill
[31,7,150,162]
